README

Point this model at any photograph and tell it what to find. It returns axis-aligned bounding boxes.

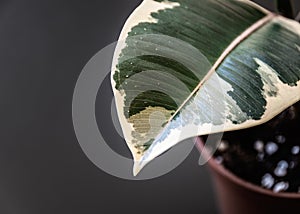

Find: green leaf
[111,0,300,175]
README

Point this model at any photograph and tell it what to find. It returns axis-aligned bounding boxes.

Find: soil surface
[212,101,300,193]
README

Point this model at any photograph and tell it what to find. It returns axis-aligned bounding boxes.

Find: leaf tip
[133,162,142,176]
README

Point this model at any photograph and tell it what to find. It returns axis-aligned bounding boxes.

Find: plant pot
[196,137,300,214]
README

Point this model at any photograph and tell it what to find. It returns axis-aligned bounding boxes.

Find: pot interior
[201,101,300,194]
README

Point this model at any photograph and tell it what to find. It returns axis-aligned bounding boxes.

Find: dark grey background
[0,0,299,214]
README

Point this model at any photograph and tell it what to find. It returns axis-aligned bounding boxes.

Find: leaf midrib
[165,12,276,124]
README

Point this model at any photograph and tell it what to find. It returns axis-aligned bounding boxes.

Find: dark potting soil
[212,101,300,193]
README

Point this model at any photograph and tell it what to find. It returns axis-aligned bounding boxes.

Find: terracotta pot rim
[195,136,300,199]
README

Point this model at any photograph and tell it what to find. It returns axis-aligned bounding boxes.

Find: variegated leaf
[111,0,300,175]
